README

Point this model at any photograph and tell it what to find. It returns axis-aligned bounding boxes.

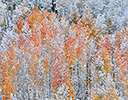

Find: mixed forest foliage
[0,1,128,100]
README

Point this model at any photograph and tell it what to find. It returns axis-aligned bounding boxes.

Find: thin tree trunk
[85,54,91,100]
[52,0,57,14]
[85,62,89,100]
[75,61,81,99]
[48,67,51,99]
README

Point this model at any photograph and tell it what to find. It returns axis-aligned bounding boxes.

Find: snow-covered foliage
[1,0,128,31]
[0,0,128,100]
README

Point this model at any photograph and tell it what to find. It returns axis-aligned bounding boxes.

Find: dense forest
[0,0,128,100]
